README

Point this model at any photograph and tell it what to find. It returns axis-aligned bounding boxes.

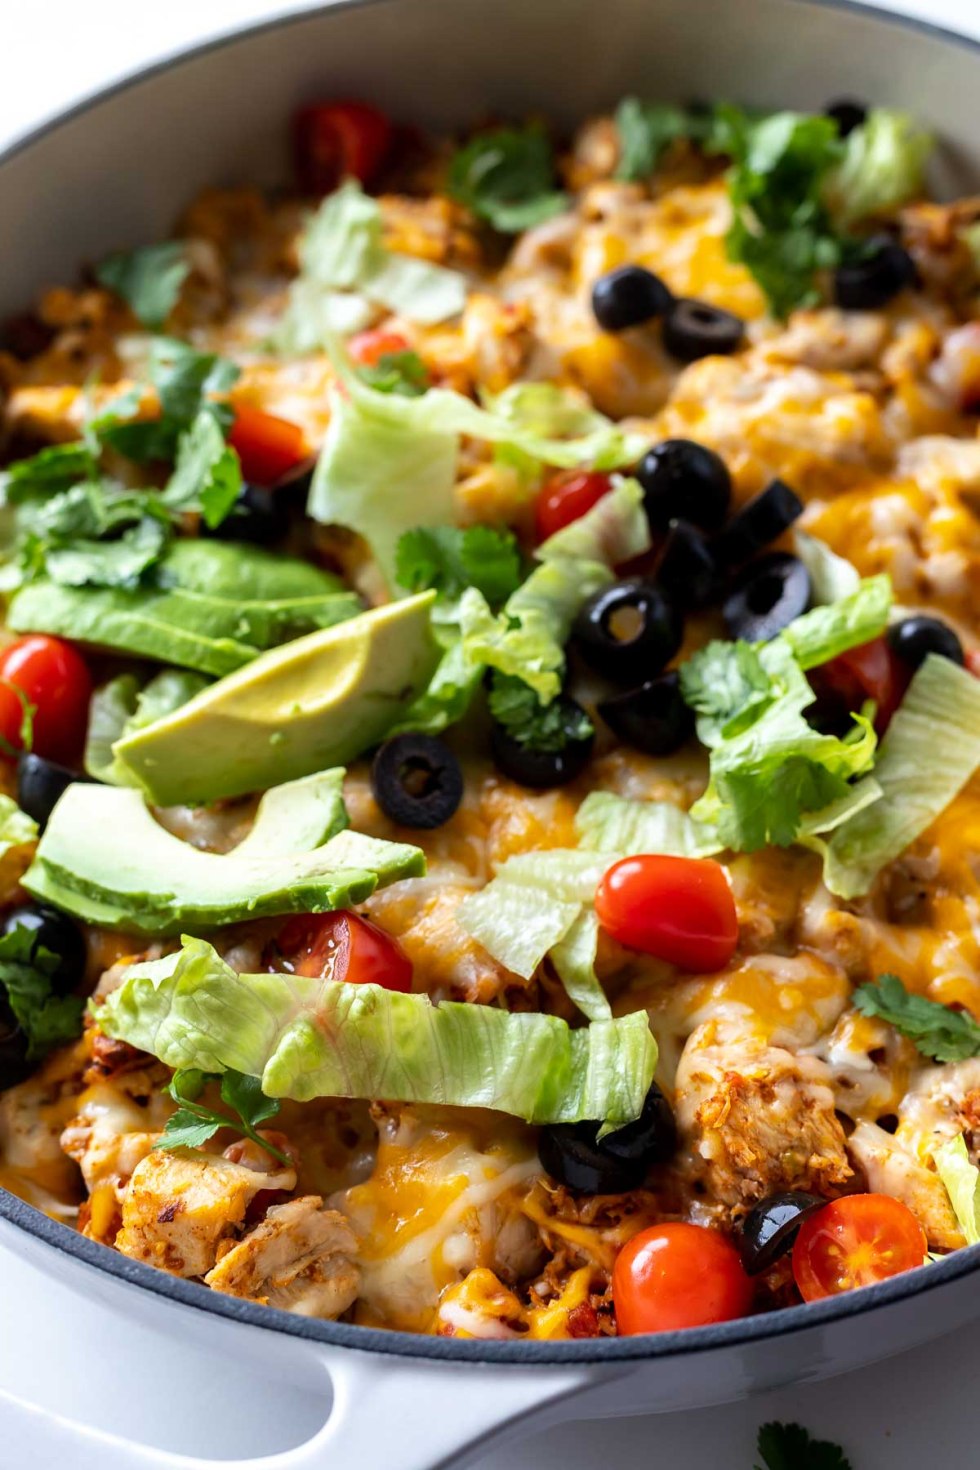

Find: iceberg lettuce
[933,1134,980,1247]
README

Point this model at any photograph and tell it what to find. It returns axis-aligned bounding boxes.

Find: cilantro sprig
[95,242,190,331]
[854,973,980,1063]
[756,1422,852,1470]
[447,124,569,233]
[488,671,593,753]
[154,1068,290,1163]
[395,525,523,607]
[0,924,84,1062]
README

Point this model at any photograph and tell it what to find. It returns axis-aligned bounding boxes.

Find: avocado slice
[23,779,424,935]
[8,539,362,677]
[111,591,440,806]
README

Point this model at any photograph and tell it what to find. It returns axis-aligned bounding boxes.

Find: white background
[3,2,979,1466]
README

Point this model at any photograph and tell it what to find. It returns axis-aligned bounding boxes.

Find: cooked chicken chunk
[114,1150,296,1277]
[674,1025,853,1207]
[204,1196,359,1318]
[848,1119,964,1251]
[60,1072,171,1194]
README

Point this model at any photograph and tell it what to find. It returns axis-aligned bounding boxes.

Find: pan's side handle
[0,1346,601,1470]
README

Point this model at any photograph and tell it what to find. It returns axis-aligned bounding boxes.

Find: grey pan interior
[1,0,979,1369]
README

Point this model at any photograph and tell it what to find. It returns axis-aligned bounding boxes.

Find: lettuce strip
[99,936,656,1125]
[932,1134,980,1246]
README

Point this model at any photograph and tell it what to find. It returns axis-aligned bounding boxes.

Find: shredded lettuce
[780,573,891,670]
[824,654,980,898]
[0,794,37,861]
[575,790,718,857]
[826,108,932,228]
[99,935,656,1125]
[793,531,861,604]
[933,1134,980,1246]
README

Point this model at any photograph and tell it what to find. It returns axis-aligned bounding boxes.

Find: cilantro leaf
[357,350,430,398]
[756,1421,852,1470]
[854,974,980,1063]
[5,442,99,499]
[447,125,569,233]
[488,671,593,754]
[161,409,242,528]
[679,639,773,739]
[615,99,705,180]
[95,242,190,330]
[154,1067,288,1162]
[100,339,239,464]
[0,924,84,1062]
[15,481,173,590]
[395,526,523,607]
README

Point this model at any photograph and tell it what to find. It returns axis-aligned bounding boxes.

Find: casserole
[1,0,980,1464]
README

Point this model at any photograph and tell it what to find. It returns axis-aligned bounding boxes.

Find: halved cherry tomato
[792,1193,926,1302]
[0,635,91,763]
[275,911,413,992]
[613,1223,753,1335]
[595,854,738,971]
[347,329,412,368]
[293,101,392,194]
[534,470,613,544]
[811,635,906,735]
[228,405,310,487]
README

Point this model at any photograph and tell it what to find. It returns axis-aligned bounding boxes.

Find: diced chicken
[895,1059,980,1163]
[458,293,536,393]
[674,1024,853,1207]
[114,1150,296,1278]
[848,1119,964,1251]
[758,308,889,373]
[60,1072,171,1194]
[204,1196,359,1318]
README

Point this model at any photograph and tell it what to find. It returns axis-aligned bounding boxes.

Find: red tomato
[293,101,392,194]
[613,1223,753,1335]
[275,911,413,992]
[966,647,980,680]
[792,1194,927,1302]
[534,471,613,544]
[812,636,906,735]
[228,405,310,486]
[0,635,91,763]
[595,854,738,971]
[347,329,411,367]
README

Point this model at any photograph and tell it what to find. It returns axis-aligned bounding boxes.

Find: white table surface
[3,3,979,1466]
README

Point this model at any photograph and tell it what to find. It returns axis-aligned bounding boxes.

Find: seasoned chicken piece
[674,1024,853,1207]
[115,1150,296,1278]
[848,1119,964,1251]
[894,1059,980,1163]
[458,293,535,393]
[60,1071,171,1194]
[204,1196,359,1318]
[757,308,889,372]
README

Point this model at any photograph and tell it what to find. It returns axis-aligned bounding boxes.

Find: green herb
[358,350,430,398]
[95,242,190,331]
[5,442,99,498]
[854,973,980,1063]
[160,408,242,528]
[395,525,522,606]
[756,1422,852,1470]
[154,1067,290,1163]
[488,671,593,752]
[14,481,173,591]
[0,681,35,759]
[0,924,84,1062]
[447,124,569,233]
[100,338,239,464]
[614,99,727,180]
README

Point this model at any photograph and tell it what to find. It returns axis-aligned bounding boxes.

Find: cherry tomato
[347,329,412,367]
[812,635,906,735]
[293,101,392,194]
[966,647,980,680]
[792,1193,927,1302]
[613,1223,753,1335]
[275,911,413,992]
[595,854,738,971]
[534,471,613,544]
[0,635,91,763]
[228,405,310,486]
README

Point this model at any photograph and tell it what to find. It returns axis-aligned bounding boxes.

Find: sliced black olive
[598,672,694,756]
[887,615,965,672]
[539,1083,677,1194]
[490,698,594,789]
[2,904,86,995]
[825,99,867,137]
[203,483,291,545]
[715,478,804,568]
[17,754,76,831]
[572,580,682,685]
[834,237,916,310]
[592,266,673,332]
[739,1191,827,1275]
[654,519,719,610]
[636,439,732,533]
[723,553,812,643]
[371,734,464,829]
[662,298,744,362]
[0,997,30,1092]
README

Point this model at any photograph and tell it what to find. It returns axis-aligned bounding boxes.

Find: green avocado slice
[111,591,440,806]
[8,539,362,677]
[23,779,424,935]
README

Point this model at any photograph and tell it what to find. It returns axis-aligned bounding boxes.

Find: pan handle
[0,1343,600,1470]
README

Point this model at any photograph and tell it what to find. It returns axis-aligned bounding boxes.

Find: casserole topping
[0,90,978,1339]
